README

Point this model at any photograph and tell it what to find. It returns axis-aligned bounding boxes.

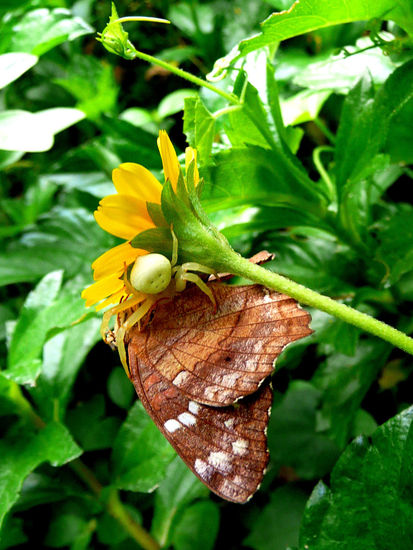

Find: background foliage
[1,0,413,548]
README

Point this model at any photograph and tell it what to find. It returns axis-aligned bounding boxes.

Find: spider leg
[180,272,216,308]
[100,294,145,342]
[116,297,156,377]
[181,262,216,276]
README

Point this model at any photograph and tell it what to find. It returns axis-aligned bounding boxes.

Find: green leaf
[312,340,391,448]
[151,456,209,547]
[280,89,331,126]
[0,517,27,549]
[0,52,38,89]
[238,0,413,55]
[336,59,413,196]
[385,95,413,163]
[107,367,135,410]
[111,401,176,492]
[54,54,119,120]
[299,406,413,549]
[202,146,327,220]
[0,422,81,529]
[293,37,398,93]
[8,8,93,56]
[171,500,220,550]
[5,271,90,385]
[183,97,216,165]
[265,232,357,294]
[29,318,101,421]
[375,205,413,284]
[268,382,339,479]
[0,206,112,286]
[0,108,85,153]
[158,89,198,119]
[66,395,121,451]
[245,485,309,550]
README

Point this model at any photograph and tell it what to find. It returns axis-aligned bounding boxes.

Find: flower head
[82,131,198,310]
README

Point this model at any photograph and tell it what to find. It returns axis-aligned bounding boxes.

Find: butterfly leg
[115,296,156,376]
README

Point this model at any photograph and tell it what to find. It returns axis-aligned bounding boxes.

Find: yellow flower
[82,130,198,310]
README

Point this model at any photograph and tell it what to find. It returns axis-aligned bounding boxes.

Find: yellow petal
[95,288,127,311]
[185,147,199,187]
[95,194,154,240]
[113,163,162,203]
[81,275,124,308]
[92,241,146,280]
[157,130,180,190]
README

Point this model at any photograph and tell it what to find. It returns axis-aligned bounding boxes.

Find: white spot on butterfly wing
[224,418,235,429]
[232,438,249,456]
[178,412,196,426]
[188,401,200,415]
[173,370,190,386]
[194,458,214,481]
[208,451,232,473]
[164,419,182,433]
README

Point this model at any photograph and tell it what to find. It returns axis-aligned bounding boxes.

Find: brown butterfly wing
[128,348,272,503]
[127,283,312,406]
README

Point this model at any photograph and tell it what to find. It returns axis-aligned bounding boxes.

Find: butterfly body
[126,282,312,502]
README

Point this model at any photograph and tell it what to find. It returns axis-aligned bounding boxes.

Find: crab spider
[101,230,216,374]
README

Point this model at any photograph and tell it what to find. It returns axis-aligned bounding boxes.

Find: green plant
[1,0,413,548]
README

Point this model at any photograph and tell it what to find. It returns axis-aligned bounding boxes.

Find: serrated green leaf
[245,485,308,550]
[268,382,339,479]
[238,0,413,55]
[111,401,176,492]
[202,146,327,219]
[299,406,413,549]
[0,422,81,529]
[151,456,209,547]
[183,97,215,166]
[375,205,413,284]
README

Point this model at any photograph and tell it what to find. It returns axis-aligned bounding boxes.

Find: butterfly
[125,281,312,503]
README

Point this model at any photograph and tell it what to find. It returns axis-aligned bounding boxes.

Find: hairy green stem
[228,253,413,355]
[129,47,240,105]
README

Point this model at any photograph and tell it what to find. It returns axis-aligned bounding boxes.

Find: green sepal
[160,180,238,271]
[96,3,136,60]
[185,161,211,228]
[146,202,168,228]
[130,228,173,258]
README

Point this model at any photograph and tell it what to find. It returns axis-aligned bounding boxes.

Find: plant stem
[229,253,413,355]
[313,145,336,202]
[130,47,240,105]
[108,489,160,550]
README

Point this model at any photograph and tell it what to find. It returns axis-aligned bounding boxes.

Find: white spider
[101,230,216,373]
